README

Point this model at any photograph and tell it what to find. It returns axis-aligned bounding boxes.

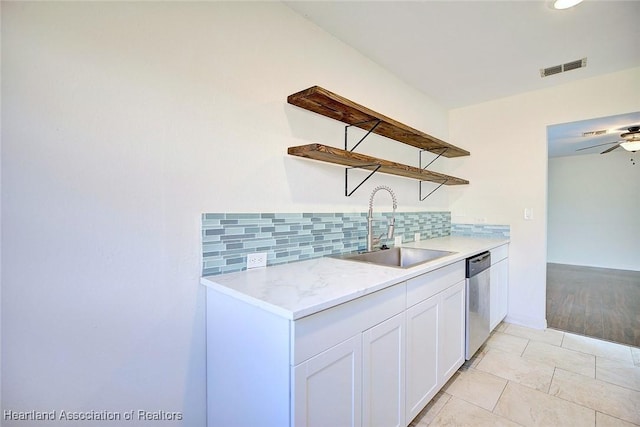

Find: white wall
[449,67,640,329]
[1,2,451,425]
[548,151,640,271]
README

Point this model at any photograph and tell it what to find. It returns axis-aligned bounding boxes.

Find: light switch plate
[414,232,421,242]
[394,236,403,246]
[524,208,533,220]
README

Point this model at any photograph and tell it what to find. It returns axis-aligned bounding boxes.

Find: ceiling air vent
[540,57,587,77]
[582,129,607,137]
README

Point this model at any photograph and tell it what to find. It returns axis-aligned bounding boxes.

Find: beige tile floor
[410,322,640,427]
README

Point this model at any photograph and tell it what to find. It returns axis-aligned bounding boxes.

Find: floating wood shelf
[288,144,469,186]
[287,86,470,158]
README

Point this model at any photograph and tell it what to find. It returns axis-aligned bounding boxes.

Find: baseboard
[504,314,547,330]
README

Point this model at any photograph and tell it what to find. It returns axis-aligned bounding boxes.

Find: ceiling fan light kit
[620,126,640,151]
[553,0,584,10]
[620,141,640,152]
[575,126,640,154]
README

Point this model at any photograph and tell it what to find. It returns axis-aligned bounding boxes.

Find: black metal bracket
[343,119,383,196]
[419,179,448,201]
[345,164,381,197]
[418,147,449,201]
[419,147,449,170]
[345,119,382,152]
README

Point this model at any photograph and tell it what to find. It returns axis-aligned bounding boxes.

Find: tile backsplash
[451,223,511,239]
[202,211,451,276]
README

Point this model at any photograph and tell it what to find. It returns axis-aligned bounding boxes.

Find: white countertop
[200,236,509,320]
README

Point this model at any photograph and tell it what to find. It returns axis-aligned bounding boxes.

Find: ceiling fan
[576,126,640,154]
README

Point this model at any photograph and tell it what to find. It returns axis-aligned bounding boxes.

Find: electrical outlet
[247,252,267,269]
[394,236,403,246]
[414,232,421,242]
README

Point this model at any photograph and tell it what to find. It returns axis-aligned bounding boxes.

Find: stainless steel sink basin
[335,247,456,269]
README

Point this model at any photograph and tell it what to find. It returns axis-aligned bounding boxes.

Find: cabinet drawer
[406,261,465,308]
[293,283,405,366]
[491,244,509,264]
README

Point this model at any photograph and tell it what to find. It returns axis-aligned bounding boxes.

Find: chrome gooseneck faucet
[367,185,398,251]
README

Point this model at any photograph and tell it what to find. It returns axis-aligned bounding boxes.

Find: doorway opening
[546,112,640,347]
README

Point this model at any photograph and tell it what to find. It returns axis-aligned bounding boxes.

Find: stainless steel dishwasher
[465,251,491,360]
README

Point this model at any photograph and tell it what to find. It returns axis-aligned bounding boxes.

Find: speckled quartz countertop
[200,236,509,320]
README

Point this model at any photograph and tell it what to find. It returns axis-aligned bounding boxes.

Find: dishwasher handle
[471,253,490,263]
[466,251,491,277]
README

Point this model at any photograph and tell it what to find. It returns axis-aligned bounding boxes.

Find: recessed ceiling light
[553,0,584,10]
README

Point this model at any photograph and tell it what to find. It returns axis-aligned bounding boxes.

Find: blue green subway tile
[290,225,302,231]
[220,219,238,225]
[201,236,221,244]
[226,243,244,250]
[202,267,220,276]
[273,231,297,237]
[225,213,261,219]
[261,213,276,218]
[220,233,256,241]
[302,224,314,230]
[274,213,303,219]
[274,243,298,250]
[261,226,276,232]
[220,248,249,257]
[237,218,271,225]
[202,220,222,228]
[256,246,273,252]
[244,239,277,248]
[275,251,289,258]
[205,229,225,236]
[220,265,243,274]
[204,213,225,220]
[254,232,276,239]
[244,227,260,233]
[290,236,314,244]
[204,258,225,268]
[225,257,244,265]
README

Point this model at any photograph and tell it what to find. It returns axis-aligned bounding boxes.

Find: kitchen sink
[334,247,456,269]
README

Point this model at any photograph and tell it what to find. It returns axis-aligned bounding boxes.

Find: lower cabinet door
[362,312,405,427]
[438,281,465,383]
[293,334,362,427]
[490,258,509,331]
[405,295,439,423]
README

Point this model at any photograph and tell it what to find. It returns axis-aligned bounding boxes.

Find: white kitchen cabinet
[293,334,362,427]
[489,244,509,331]
[404,261,466,423]
[205,258,469,427]
[438,280,466,382]
[405,294,439,422]
[362,312,405,427]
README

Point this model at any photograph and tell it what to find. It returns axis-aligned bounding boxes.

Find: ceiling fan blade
[576,141,618,151]
[600,143,621,154]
